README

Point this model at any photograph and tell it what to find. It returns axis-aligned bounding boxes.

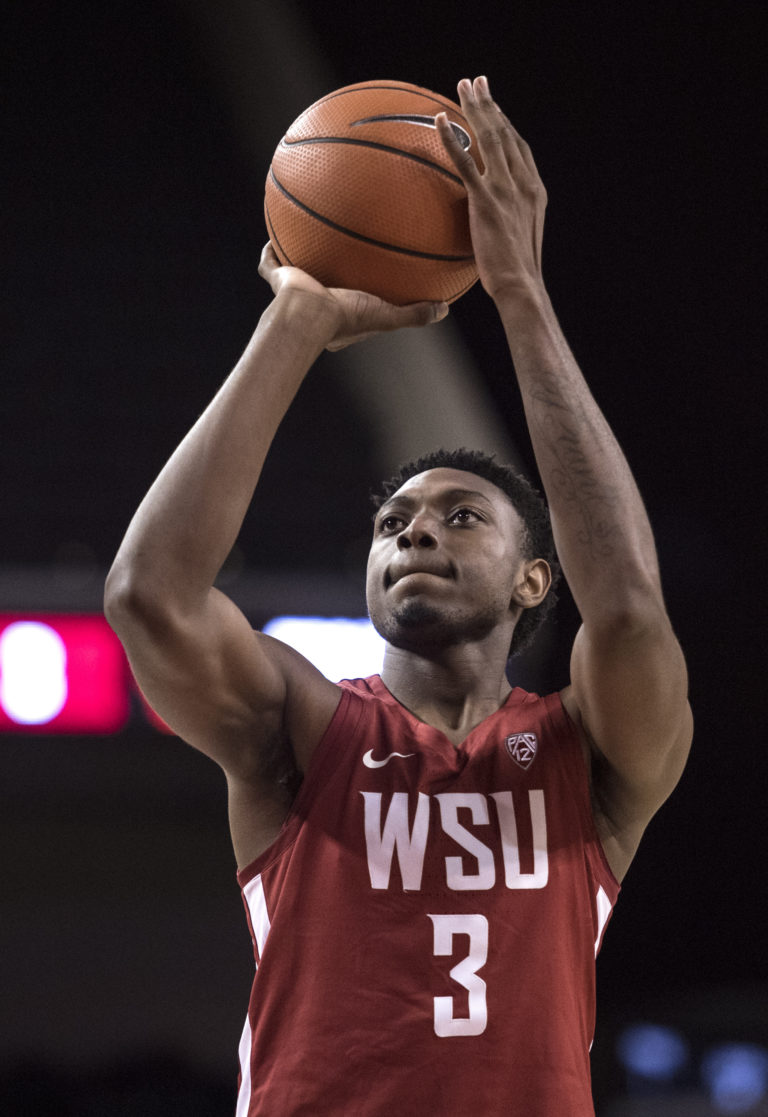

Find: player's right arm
[104,253,446,862]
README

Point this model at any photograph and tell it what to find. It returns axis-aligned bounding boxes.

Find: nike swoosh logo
[363,749,416,769]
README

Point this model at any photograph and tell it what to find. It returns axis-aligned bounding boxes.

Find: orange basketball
[264,81,482,306]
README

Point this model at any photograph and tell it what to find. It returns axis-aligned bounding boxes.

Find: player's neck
[379,645,511,747]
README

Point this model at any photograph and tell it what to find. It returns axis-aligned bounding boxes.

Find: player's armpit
[564,607,693,878]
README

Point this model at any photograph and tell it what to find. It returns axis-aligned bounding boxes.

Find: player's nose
[397,513,438,549]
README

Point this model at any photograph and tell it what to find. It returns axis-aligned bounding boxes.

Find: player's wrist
[267,286,342,346]
[490,276,551,322]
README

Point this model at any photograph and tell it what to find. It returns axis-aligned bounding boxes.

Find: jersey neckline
[361,673,530,753]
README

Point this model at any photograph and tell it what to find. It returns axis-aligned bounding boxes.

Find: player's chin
[372,599,454,650]
[391,599,446,628]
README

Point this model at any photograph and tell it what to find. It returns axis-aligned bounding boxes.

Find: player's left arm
[438,77,693,882]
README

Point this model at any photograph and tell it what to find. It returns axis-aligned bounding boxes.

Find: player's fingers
[394,300,450,328]
[498,108,540,179]
[435,112,481,186]
[456,77,512,178]
[464,77,540,189]
[328,297,449,350]
[258,242,280,281]
[364,299,449,337]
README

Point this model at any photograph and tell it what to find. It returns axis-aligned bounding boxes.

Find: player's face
[366,468,528,654]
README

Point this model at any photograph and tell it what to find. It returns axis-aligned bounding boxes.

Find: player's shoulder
[504,681,576,724]
[558,684,580,726]
[338,674,390,700]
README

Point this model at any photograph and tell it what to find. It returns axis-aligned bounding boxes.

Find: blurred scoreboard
[0,612,385,734]
[0,613,159,734]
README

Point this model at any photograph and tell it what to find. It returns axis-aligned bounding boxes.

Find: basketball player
[105,77,692,1114]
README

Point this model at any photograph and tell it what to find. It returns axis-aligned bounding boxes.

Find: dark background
[3,1,766,1112]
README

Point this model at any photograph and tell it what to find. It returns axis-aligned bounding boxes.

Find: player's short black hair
[371,448,561,656]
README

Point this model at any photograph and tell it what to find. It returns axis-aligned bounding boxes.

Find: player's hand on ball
[436,76,547,302]
[258,244,449,351]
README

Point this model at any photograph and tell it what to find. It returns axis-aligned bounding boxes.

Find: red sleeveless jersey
[235,676,619,1116]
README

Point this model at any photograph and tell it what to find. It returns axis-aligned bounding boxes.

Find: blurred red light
[0,614,130,734]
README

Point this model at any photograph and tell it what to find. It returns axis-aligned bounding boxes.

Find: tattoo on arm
[528,373,620,560]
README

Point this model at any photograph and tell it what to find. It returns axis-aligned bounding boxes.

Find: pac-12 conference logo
[505,732,538,769]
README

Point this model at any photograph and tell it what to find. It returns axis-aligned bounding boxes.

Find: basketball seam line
[312,84,469,120]
[268,169,475,263]
[280,136,465,187]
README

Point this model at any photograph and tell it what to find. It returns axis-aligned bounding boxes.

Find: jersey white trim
[236,1014,253,1117]
[243,872,272,963]
[237,874,272,1116]
[594,884,613,957]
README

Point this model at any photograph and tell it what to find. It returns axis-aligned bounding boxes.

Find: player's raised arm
[104,251,446,827]
[437,78,692,880]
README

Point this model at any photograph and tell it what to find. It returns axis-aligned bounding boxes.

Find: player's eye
[448,507,482,525]
[379,514,405,533]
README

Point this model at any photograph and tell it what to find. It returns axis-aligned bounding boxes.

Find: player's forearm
[496,284,663,624]
[106,291,336,614]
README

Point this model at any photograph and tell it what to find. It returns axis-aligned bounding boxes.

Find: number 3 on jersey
[428,914,489,1037]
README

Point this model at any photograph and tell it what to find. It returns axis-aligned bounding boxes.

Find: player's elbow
[586,567,676,634]
[104,561,171,642]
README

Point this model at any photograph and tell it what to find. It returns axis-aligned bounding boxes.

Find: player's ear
[510,558,551,610]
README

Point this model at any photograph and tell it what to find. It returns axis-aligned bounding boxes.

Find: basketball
[264,81,482,306]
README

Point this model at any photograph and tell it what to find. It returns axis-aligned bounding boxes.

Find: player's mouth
[384,562,454,590]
